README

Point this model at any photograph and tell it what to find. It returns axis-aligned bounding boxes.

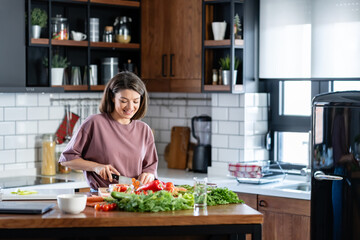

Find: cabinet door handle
[162,54,167,77]
[170,54,175,77]
[258,200,267,207]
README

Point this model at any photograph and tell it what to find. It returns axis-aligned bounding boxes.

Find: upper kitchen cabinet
[141,0,202,93]
[26,0,141,92]
[202,0,259,93]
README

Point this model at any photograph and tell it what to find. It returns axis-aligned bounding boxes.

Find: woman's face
[111,89,141,124]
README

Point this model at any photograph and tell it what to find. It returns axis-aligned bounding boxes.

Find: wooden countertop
[0,202,263,229]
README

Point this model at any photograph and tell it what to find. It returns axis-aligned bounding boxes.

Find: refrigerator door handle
[314,171,343,181]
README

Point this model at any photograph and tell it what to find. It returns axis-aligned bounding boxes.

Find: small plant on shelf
[218,55,240,70]
[42,54,70,68]
[31,8,47,28]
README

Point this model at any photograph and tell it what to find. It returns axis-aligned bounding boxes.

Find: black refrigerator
[311,91,360,240]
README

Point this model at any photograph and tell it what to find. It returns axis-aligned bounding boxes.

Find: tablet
[0,202,55,214]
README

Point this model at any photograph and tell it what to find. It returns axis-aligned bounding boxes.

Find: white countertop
[0,168,311,200]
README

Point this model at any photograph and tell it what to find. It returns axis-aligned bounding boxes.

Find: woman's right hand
[94,164,120,182]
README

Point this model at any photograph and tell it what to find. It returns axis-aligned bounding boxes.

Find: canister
[41,134,56,176]
[51,15,69,40]
[101,57,118,85]
[90,18,99,42]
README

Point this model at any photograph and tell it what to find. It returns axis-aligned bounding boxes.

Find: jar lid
[120,16,132,24]
[51,14,67,22]
[105,26,113,32]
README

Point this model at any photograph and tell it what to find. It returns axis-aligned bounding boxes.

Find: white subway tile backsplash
[244,93,255,107]
[211,147,218,161]
[16,121,37,134]
[255,93,268,107]
[229,135,244,149]
[4,163,28,170]
[49,106,65,119]
[212,107,228,120]
[0,150,16,164]
[197,107,212,116]
[244,149,254,161]
[169,118,187,127]
[245,107,262,122]
[16,93,37,106]
[0,93,15,107]
[38,120,60,134]
[151,118,169,130]
[239,94,245,107]
[207,161,229,177]
[5,135,27,149]
[38,93,51,106]
[160,130,171,143]
[229,107,244,121]
[244,135,263,148]
[212,134,228,148]
[0,136,3,149]
[185,106,197,118]
[262,107,268,120]
[211,93,218,107]
[0,108,3,121]
[254,149,269,161]
[4,107,27,121]
[147,105,161,117]
[239,122,244,135]
[218,148,239,162]
[188,100,208,106]
[0,122,15,135]
[28,107,49,120]
[212,121,218,134]
[149,93,169,98]
[160,106,178,118]
[59,93,80,99]
[27,135,37,148]
[155,142,168,158]
[218,121,239,135]
[218,94,240,107]
[254,121,268,134]
[244,122,254,135]
[16,149,36,162]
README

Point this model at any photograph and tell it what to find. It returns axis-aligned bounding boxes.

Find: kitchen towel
[55,112,80,144]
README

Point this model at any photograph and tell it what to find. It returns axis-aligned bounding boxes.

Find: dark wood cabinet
[236,192,310,240]
[141,0,202,93]
[26,0,141,92]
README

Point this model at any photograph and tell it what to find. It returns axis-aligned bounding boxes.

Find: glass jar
[41,134,56,176]
[51,14,69,40]
[114,16,132,43]
[56,141,71,174]
[102,26,114,42]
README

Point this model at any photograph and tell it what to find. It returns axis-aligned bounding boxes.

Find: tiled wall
[0,91,268,178]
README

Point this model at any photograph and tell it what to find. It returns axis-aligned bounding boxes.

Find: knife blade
[111,174,133,185]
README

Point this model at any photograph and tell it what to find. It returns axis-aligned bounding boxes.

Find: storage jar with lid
[102,26,114,42]
[51,14,69,40]
[101,57,118,85]
[114,16,132,43]
[56,140,71,174]
[42,134,56,176]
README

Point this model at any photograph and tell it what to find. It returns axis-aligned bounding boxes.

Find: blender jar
[51,15,69,40]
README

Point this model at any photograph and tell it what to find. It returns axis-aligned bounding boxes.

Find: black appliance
[311,91,360,240]
[191,115,211,173]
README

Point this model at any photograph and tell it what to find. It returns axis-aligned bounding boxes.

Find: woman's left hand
[138,173,155,185]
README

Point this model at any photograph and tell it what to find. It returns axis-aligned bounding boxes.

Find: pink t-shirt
[59,113,158,190]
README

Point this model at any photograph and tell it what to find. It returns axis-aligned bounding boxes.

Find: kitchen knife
[111,174,133,185]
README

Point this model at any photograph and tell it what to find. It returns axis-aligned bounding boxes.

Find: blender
[191,115,212,173]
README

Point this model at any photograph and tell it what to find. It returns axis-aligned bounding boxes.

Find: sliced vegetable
[136,179,164,192]
[11,189,38,195]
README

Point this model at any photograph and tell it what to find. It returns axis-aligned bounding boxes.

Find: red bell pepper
[136,180,164,192]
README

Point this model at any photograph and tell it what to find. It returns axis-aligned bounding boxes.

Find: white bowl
[57,194,87,214]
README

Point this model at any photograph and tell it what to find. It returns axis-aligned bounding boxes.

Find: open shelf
[204,39,244,48]
[90,42,140,49]
[204,84,231,91]
[90,0,140,7]
[90,85,105,91]
[31,39,140,49]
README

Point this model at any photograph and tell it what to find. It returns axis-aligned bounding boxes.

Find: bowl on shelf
[57,194,87,214]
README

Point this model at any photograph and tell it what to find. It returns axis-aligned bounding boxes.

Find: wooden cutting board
[167,126,190,169]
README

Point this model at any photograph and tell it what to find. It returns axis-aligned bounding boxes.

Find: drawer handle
[259,200,267,207]
[162,54,167,77]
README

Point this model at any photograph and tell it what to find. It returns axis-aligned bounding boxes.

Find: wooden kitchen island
[0,202,262,240]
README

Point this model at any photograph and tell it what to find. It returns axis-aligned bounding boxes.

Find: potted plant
[218,55,240,85]
[43,54,70,86]
[31,8,47,39]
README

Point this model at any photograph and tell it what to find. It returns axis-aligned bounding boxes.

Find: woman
[59,71,158,190]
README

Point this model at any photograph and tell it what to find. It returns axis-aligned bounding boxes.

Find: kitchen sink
[274,182,311,192]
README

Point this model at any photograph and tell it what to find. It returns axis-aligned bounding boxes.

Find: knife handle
[111,173,119,181]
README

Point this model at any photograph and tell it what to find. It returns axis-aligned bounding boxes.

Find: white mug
[212,21,227,40]
[71,31,87,41]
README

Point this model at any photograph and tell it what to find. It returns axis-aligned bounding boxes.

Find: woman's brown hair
[99,71,148,120]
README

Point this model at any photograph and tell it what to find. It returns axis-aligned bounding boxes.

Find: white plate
[2,188,74,200]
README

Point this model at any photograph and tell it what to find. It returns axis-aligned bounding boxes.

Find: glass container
[56,141,71,174]
[115,16,132,43]
[51,14,69,40]
[103,26,114,42]
[42,134,56,176]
